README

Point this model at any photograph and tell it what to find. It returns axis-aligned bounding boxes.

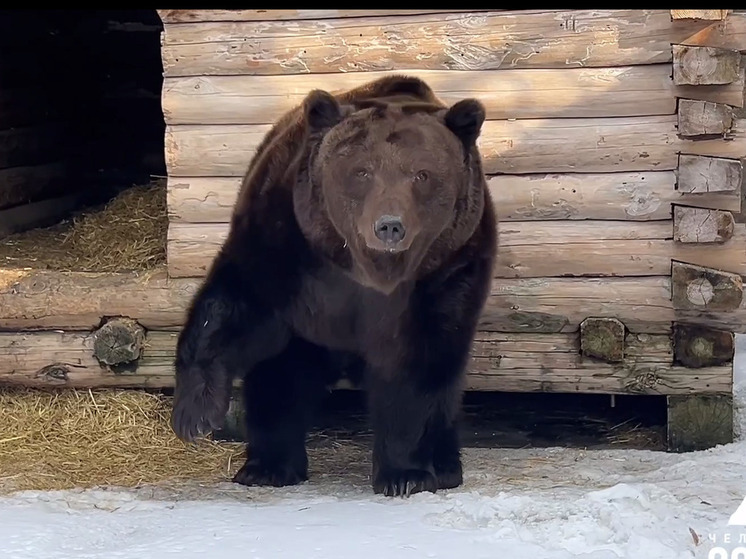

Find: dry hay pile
[0,180,167,272]
[0,388,244,494]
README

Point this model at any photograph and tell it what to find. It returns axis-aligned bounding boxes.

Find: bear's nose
[374,215,406,245]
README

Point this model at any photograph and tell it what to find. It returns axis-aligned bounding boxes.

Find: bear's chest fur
[284,263,414,356]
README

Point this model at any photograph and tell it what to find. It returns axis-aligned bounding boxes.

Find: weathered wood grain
[667,395,733,452]
[672,44,742,85]
[678,12,746,52]
[157,9,477,23]
[161,69,745,125]
[3,328,729,395]
[671,10,730,20]
[160,10,713,76]
[677,154,743,194]
[167,172,743,224]
[0,268,196,331]
[678,99,734,137]
[671,261,743,311]
[673,207,735,243]
[165,116,746,178]
[579,317,626,362]
[673,324,734,368]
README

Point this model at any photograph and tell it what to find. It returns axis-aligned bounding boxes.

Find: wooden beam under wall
[0,329,733,395]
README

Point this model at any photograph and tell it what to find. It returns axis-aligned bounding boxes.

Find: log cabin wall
[1,9,745,450]
[0,9,165,236]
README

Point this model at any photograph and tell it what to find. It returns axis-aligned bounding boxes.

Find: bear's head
[294,88,487,294]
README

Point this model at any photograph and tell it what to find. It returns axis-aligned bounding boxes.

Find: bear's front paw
[170,382,229,443]
[373,468,438,498]
[232,458,308,488]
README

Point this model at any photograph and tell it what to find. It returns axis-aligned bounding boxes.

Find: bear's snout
[373,215,406,248]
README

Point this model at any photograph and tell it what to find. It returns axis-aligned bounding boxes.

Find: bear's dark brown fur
[171,75,497,497]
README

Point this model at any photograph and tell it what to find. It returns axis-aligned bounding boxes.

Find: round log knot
[35,364,70,384]
[93,318,146,366]
[686,278,714,306]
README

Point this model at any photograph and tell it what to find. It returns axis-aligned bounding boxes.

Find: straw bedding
[0,179,167,272]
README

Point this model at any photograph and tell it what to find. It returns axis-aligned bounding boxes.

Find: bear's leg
[368,378,462,497]
[233,337,336,488]
[430,416,464,490]
[369,253,495,497]
[171,257,291,443]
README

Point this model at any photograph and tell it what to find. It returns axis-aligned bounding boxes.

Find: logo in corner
[728,496,746,526]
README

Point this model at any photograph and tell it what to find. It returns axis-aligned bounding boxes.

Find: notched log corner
[673,324,735,368]
[580,317,626,362]
[677,99,734,138]
[673,206,735,243]
[92,318,146,368]
[671,262,743,310]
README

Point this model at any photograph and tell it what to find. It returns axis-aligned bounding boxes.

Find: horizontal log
[157,9,474,23]
[0,162,69,210]
[167,172,743,224]
[672,45,742,86]
[0,268,195,331]
[160,66,744,125]
[165,117,746,177]
[159,10,717,76]
[166,220,746,279]
[4,268,745,335]
[1,328,730,394]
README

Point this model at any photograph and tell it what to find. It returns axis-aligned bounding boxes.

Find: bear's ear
[304,89,345,131]
[443,99,486,150]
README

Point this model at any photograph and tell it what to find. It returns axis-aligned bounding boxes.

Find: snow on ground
[1,339,744,559]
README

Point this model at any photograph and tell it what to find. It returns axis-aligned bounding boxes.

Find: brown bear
[170,75,497,497]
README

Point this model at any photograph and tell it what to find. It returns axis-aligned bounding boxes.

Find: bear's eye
[354,168,370,179]
[414,170,429,182]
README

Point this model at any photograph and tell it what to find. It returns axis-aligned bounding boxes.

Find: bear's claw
[373,468,438,498]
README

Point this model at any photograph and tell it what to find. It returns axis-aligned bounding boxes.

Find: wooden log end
[580,317,626,362]
[670,10,731,20]
[676,154,743,194]
[667,395,733,452]
[672,45,741,86]
[673,206,735,243]
[673,324,735,368]
[671,262,744,311]
[677,99,734,137]
[92,318,146,366]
